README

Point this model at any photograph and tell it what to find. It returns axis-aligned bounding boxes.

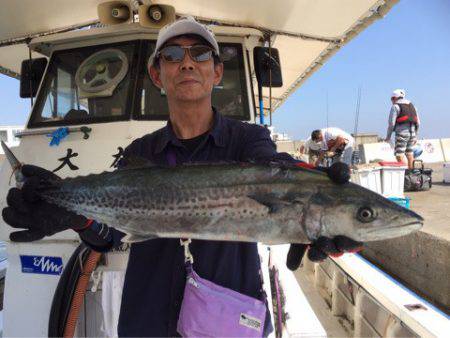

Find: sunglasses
[156,45,215,63]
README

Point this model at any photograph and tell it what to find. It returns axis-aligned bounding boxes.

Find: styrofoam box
[444,162,450,183]
[379,162,407,197]
[351,167,382,194]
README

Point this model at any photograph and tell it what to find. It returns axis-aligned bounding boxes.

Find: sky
[273,0,450,140]
[0,0,449,140]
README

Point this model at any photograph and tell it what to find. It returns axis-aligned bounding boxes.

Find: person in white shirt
[300,138,323,164]
[302,127,354,166]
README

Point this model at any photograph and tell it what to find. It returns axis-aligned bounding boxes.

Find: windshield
[29,41,138,128]
[29,40,250,128]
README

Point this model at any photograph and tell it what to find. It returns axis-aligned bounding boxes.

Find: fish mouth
[363,221,423,241]
[402,208,424,222]
[386,198,424,221]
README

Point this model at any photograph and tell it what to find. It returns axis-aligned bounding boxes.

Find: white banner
[416,139,444,163]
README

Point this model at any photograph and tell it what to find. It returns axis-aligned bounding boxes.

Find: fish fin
[248,194,291,214]
[180,161,241,167]
[118,155,159,170]
[122,233,158,243]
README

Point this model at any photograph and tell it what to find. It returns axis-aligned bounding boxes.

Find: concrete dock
[361,162,450,314]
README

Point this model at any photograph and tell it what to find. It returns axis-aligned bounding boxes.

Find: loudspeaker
[97,1,132,25]
[138,4,175,28]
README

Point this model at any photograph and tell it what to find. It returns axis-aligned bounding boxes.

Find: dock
[361,162,450,313]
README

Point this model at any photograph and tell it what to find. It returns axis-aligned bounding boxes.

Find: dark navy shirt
[109,110,293,337]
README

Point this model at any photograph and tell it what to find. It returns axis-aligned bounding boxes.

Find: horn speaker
[98,1,132,25]
[138,4,176,28]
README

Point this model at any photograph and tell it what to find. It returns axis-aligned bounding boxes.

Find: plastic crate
[388,197,411,209]
[378,161,407,197]
[350,166,382,194]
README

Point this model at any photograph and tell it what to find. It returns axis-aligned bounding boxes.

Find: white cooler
[378,161,407,197]
[350,165,382,194]
[443,163,450,183]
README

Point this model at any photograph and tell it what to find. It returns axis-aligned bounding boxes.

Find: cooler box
[350,165,382,194]
[378,161,407,197]
[444,163,450,183]
[388,197,411,209]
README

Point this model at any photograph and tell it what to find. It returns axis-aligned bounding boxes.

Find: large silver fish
[2,142,423,244]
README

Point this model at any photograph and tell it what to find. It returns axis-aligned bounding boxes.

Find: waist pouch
[177,264,267,337]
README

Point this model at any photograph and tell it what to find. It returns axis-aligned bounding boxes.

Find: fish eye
[357,207,376,223]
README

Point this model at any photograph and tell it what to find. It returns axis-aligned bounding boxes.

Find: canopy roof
[0,0,398,113]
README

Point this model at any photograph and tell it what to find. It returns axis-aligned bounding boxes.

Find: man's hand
[2,165,89,242]
[286,236,363,270]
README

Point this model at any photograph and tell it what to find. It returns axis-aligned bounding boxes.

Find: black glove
[317,162,351,184]
[2,165,88,242]
[295,161,350,184]
[286,236,363,271]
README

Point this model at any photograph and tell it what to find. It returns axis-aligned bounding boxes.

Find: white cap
[149,16,219,66]
[391,89,406,99]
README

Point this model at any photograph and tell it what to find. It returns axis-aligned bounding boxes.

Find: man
[2,17,361,337]
[299,138,322,165]
[384,89,420,169]
[304,127,355,166]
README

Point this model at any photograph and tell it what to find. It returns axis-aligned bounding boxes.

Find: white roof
[0,0,399,113]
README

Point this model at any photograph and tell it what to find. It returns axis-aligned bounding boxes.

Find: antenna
[326,90,329,129]
[352,86,362,165]
[353,86,362,139]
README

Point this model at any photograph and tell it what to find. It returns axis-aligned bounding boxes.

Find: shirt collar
[155,107,226,154]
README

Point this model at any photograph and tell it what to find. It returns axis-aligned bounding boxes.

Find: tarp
[0,0,399,112]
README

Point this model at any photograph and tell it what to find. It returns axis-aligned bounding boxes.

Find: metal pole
[269,34,273,126]
[258,83,264,125]
[28,44,33,107]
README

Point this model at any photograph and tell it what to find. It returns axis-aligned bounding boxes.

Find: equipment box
[378,161,407,197]
[350,165,382,194]
[444,163,450,183]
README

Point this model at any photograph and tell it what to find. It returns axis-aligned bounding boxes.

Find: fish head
[314,183,423,242]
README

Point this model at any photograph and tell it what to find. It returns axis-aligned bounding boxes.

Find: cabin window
[28,41,139,128]
[135,42,250,121]
[27,39,250,128]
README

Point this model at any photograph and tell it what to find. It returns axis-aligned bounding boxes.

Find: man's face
[317,132,324,142]
[149,36,223,103]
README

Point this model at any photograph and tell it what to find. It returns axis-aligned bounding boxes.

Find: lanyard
[166,149,194,264]
[180,238,194,264]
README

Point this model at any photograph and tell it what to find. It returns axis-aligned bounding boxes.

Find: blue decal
[20,255,63,275]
